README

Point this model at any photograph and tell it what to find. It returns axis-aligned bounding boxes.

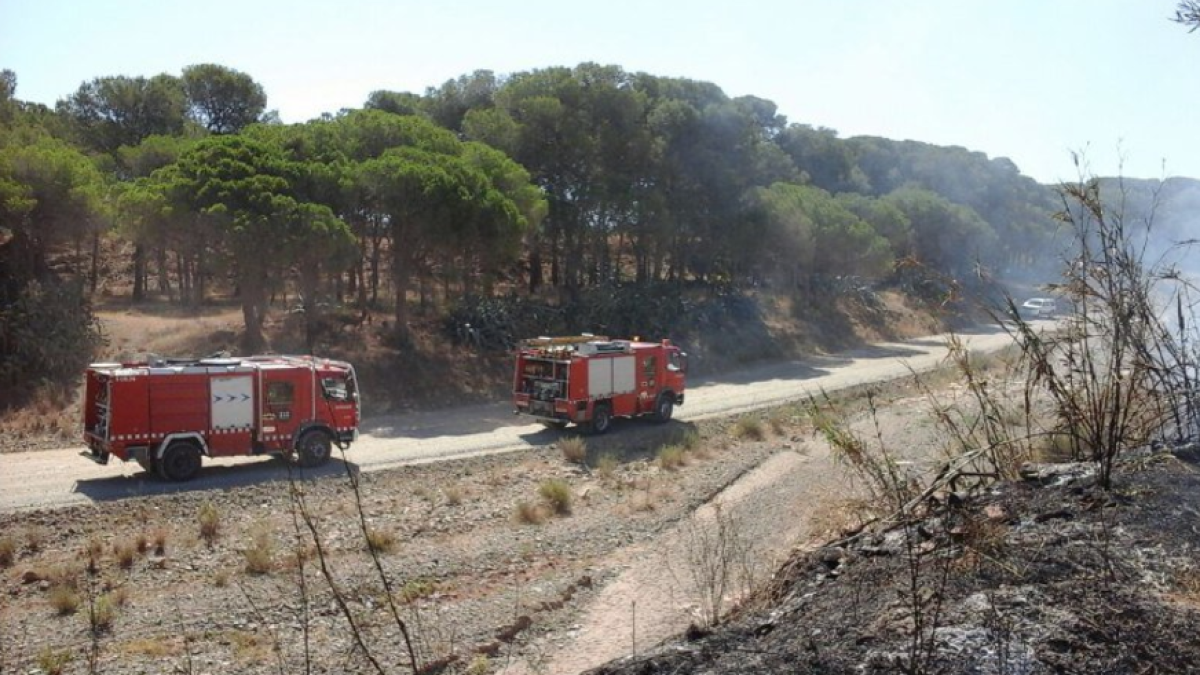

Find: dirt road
[0,325,1017,513]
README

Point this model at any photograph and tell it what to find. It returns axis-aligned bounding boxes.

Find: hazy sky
[2,0,1197,184]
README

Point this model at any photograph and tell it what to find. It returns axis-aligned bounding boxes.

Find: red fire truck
[512,336,687,434]
[82,354,359,481]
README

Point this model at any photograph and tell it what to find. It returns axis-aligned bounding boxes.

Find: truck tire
[157,441,202,482]
[586,404,612,435]
[653,392,674,423]
[296,430,333,468]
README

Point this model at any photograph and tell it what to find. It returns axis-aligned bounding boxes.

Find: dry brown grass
[228,629,275,661]
[151,528,168,556]
[657,445,687,471]
[109,585,130,607]
[559,436,588,464]
[35,647,72,675]
[25,526,43,553]
[514,500,548,525]
[242,529,275,575]
[365,528,398,554]
[114,540,138,570]
[116,636,182,658]
[48,584,80,616]
[1170,566,1200,607]
[731,416,765,441]
[0,384,78,443]
[0,535,14,568]
[198,502,221,546]
[594,452,619,480]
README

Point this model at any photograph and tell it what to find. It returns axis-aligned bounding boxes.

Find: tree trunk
[528,248,543,294]
[240,272,267,353]
[156,247,172,299]
[132,244,146,302]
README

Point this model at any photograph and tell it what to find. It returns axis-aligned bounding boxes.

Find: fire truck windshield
[321,376,353,402]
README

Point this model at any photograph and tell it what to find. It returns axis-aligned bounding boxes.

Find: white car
[1020,297,1058,318]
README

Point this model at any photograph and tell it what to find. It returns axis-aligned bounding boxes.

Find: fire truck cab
[513,336,686,434]
[83,354,359,481]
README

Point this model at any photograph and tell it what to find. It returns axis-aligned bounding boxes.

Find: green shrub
[0,280,103,405]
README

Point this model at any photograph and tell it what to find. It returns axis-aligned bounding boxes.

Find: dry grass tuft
[49,584,80,616]
[539,479,573,515]
[514,500,548,525]
[242,530,274,575]
[86,537,104,574]
[398,578,438,603]
[109,585,130,607]
[365,528,398,554]
[0,535,14,568]
[118,637,180,658]
[198,502,221,546]
[658,445,687,470]
[629,490,658,513]
[559,436,588,464]
[114,540,138,570]
[24,526,43,553]
[444,485,464,506]
[151,528,168,556]
[678,429,702,451]
[466,655,491,675]
[36,647,72,675]
[731,416,765,441]
[594,452,619,480]
[92,594,118,632]
[767,408,793,435]
[229,629,274,661]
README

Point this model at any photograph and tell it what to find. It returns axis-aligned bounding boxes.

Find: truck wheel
[157,441,202,482]
[587,404,612,435]
[653,393,674,423]
[297,430,333,468]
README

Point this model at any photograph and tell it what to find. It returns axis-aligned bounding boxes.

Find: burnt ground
[588,447,1200,675]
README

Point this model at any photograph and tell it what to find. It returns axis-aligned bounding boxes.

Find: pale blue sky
[2,0,1197,184]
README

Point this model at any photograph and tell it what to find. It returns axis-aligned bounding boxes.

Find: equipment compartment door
[211,376,253,430]
[260,369,306,447]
